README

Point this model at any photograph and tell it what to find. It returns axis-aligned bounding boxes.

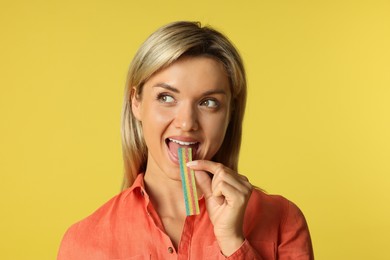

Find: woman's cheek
[151,105,175,123]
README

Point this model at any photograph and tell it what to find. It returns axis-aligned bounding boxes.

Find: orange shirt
[58,174,314,259]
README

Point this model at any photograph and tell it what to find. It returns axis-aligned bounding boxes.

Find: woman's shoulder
[245,190,314,258]
[64,175,145,233]
[58,186,142,258]
[61,185,142,239]
[246,188,308,227]
[249,188,290,209]
[63,191,126,230]
[243,189,312,249]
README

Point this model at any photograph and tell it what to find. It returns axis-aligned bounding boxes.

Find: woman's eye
[158,94,175,103]
[200,99,219,108]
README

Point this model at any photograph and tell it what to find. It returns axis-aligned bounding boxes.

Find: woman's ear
[131,87,142,121]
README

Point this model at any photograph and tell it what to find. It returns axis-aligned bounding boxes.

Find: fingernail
[186,161,198,167]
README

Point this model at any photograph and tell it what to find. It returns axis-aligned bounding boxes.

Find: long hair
[121,21,247,190]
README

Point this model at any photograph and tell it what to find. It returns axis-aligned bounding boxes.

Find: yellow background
[1,0,389,259]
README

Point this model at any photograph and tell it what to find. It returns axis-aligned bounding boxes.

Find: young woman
[58,21,314,259]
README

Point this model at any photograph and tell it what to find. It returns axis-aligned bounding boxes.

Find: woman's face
[132,56,231,180]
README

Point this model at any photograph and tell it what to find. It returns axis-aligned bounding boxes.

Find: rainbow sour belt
[178,147,200,216]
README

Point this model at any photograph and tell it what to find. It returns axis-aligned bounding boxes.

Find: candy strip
[178,147,200,216]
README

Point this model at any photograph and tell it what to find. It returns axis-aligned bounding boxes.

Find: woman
[58,21,314,259]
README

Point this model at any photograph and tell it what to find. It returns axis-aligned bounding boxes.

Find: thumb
[194,171,212,199]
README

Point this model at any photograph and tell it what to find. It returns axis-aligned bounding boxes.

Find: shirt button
[168,247,174,254]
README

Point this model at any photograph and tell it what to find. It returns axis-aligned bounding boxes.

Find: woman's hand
[186,160,253,256]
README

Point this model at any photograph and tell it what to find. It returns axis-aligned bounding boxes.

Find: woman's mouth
[166,138,199,162]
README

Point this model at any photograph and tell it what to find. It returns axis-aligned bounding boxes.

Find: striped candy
[178,147,200,216]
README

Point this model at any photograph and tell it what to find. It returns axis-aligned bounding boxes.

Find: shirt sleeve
[277,201,314,260]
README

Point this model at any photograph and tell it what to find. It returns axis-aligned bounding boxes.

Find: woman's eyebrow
[202,89,227,96]
[153,83,179,93]
[153,82,227,96]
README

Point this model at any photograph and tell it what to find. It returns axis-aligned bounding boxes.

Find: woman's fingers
[187,160,252,203]
[188,160,250,186]
[188,159,252,253]
[194,170,212,198]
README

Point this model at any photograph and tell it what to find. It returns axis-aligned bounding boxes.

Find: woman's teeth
[169,138,197,146]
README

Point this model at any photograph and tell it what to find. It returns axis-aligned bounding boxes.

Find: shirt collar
[123,173,147,198]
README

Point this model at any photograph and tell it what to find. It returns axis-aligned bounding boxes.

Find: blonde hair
[121,21,247,190]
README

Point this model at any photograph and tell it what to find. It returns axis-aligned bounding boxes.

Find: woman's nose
[174,103,199,131]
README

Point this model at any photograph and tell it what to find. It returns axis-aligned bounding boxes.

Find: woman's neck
[144,167,187,219]
[144,168,188,249]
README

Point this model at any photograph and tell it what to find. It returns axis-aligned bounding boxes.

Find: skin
[132,56,252,256]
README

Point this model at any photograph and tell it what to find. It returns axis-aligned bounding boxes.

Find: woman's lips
[166,138,199,163]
